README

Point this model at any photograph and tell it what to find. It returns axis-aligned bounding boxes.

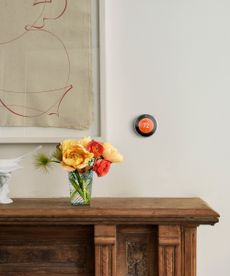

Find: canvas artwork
[0,0,93,130]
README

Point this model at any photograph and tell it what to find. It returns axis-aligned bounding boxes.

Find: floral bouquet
[35,137,123,205]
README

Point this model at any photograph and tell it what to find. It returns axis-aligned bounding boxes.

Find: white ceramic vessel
[0,146,41,204]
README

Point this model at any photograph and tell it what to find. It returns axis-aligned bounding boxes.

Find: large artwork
[0,0,93,130]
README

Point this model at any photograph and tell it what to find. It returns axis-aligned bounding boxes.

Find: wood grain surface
[0,198,219,276]
[0,198,219,225]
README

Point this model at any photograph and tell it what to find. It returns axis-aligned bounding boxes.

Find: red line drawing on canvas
[30,0,68,29]
[0,85,73,118]
[33,0,52,5]
[0,2,46,45]
[0,0,73,118]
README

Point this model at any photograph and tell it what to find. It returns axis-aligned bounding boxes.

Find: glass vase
[68,170,93,206]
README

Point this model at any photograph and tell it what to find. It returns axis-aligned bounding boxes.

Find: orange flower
[87,140,104,157]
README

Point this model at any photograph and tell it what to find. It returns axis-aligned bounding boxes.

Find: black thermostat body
[134,114,157,137]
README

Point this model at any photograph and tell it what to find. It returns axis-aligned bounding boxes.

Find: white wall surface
[0,0,229,275]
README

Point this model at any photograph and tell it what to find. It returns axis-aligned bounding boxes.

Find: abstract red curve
[0,0,73,118]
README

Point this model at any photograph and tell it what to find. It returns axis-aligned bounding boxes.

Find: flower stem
[69,171,92,205]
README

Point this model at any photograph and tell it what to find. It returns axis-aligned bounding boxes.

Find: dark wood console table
[0,198,219,276]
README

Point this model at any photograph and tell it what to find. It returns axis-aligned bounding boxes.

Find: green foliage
[34,153,53,171]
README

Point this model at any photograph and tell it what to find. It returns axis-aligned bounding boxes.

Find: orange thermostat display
[134,114,157,137]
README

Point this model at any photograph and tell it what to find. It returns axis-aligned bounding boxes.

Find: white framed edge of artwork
[0,0,106,144]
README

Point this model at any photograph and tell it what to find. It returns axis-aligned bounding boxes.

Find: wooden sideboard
[0,198,219,276]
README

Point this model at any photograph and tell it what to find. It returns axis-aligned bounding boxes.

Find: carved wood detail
[159,225,181,276]
[117,226,158,276]
[94,225,116,276]
[127,241,147,276]
[181,226,197,276]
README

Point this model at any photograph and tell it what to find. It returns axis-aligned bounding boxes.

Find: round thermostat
[134,114,157,137]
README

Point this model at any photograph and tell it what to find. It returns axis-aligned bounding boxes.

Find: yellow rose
[61,140,94,171]
[102,143,123,163]
[76,137,91,147]
[61,140,78,152]
[61,138,91,151]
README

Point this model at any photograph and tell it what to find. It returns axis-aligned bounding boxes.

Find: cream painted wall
[0,0,229,275]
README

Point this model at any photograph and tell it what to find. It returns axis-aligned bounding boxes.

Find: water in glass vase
[68,170,93,206]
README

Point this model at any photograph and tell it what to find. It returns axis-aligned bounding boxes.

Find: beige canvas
[0,0,92,130]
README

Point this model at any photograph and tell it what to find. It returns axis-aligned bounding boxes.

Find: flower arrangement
[35,137,123,205]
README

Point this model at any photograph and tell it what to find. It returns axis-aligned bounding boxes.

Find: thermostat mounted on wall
[134,114,157,137]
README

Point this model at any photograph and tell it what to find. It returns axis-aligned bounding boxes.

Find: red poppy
[93,159,111,177]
